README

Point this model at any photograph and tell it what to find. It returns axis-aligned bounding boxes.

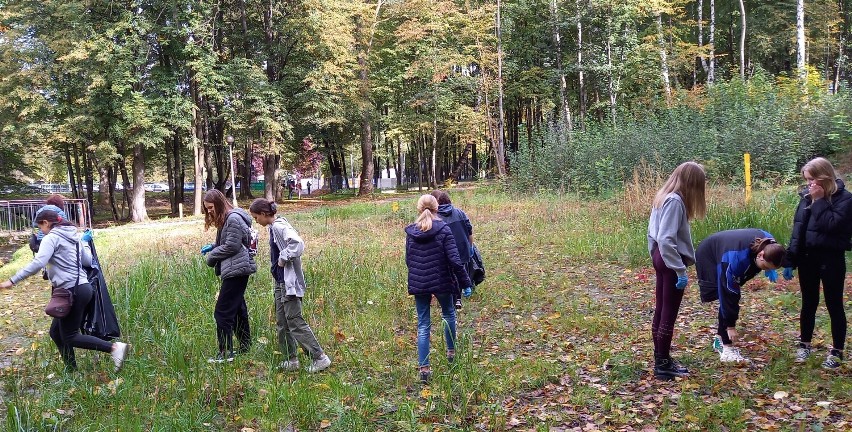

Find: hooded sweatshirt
[647,192,695,277]
[436,203,473,262]
[206,208,258,280]
[269,216,306,297]
[405,220,472,296]
[11,226,92,291]
[696,228,775,326]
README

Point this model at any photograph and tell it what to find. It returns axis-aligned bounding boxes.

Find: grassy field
[0,184,850,431]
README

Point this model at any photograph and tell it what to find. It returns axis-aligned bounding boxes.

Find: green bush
[511,75,852,194]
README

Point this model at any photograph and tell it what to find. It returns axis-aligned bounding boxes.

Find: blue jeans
[414,293,456,367]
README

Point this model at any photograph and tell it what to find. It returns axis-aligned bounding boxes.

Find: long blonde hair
[415,194,439,231]
[652,161,707,221]
[802,157,838,199]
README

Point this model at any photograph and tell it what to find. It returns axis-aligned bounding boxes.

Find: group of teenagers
[0,187,479,383]
[2,157,848,383]
[648,157,852,380]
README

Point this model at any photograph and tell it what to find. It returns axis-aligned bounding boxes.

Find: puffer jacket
[405,220,472,296]
[206,208,257,279]
[437,204,473,262]
[785,179,852,267]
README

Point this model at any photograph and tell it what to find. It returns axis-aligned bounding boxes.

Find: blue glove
[201,244,213,255]
[765,269,778,283]
[81,229,93,242]
[675,275,688,290]
[783,267,794,281]
[462,287,472,298]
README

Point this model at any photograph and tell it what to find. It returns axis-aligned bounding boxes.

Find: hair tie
[57,216,63,222]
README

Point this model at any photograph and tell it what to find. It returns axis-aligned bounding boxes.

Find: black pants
[214,275,251,354]
[717,312,733,345]
[49,283,113,369]
[798,249,847,351]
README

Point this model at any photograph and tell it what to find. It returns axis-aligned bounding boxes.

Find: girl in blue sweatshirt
[647,162,706,380]
[696,229,786,363]
[249,198,331,373]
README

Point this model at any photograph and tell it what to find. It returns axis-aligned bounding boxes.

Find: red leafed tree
[294,137,323,178]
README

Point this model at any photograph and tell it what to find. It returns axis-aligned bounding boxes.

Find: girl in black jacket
[783,157,852,369]
[404,194,472,383]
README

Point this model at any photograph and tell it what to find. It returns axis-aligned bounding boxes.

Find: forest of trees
[1,0,851,221]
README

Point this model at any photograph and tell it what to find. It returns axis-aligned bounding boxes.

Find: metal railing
[0,199,91,234]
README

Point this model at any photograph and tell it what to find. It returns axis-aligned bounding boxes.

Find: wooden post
[744,153,752,203]
[179,203,184,219]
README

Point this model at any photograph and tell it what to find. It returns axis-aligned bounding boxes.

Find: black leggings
[49,283,113,368]
[798,249,847,351]
[214,275,251,354]
[651,247,685,360]
[717,312,733,345]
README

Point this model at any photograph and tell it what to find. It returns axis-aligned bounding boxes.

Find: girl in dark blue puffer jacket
[405,194,472,383]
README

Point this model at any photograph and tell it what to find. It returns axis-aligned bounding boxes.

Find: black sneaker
[419,370,432,384]
[669,357,689,374]
[454,299,463,310]
[654,358,689,380]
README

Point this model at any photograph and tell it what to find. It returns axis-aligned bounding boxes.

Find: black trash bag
[468,245,485,286]
[80,239,121,341]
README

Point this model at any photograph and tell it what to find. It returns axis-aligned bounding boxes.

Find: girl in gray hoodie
[1,208,129,372]
[647,162,706,380]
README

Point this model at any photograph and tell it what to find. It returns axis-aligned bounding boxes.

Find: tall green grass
[0,185,847,430]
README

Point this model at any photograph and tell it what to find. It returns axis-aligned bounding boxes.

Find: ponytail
[413,194,439,232]
[416,209,434,231]
[750,237,786,267]
[249,198,277,216]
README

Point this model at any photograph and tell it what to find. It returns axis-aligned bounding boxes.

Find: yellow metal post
[744,153,752,203]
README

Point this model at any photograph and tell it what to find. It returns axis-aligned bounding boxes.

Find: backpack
[247,226,259,258]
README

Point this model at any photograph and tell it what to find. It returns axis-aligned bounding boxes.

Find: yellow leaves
[319,419,331,429]
[419,388,431,398]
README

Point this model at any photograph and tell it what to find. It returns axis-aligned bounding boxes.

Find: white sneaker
[279,358,300,371]
[720,346,748,363]
[111,342,130,372]
[307,354,331,373]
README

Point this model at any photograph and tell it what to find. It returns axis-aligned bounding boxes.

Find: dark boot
[654,357,689,380]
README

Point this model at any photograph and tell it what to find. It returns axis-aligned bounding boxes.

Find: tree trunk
[65,143,78,199]
[657,13,672,105]
[495,0,507,176]
[577,0,586,128]
[550,0,572,139]
[72,141,84,199]
[107,165,119,222]
[97,158,110,206]
[739,0,746,79]
[173,133,185,211]
[709,0,716,83]
[698,0,708,73]
[131,143,148,222]
[166,137,176,214]
[192,101,204,216]
[82,145,94,217]
[263,152,280,201]
[606,25,617,122]
[797,0,807,81]
[116,149,132,220]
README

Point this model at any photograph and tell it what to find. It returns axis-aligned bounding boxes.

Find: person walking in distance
[647,162,707,380]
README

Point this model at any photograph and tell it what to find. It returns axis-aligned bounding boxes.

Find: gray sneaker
[795,343,812,363]
[307,354,331,373]
[279,358,300,371]
[111,342,130,372]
